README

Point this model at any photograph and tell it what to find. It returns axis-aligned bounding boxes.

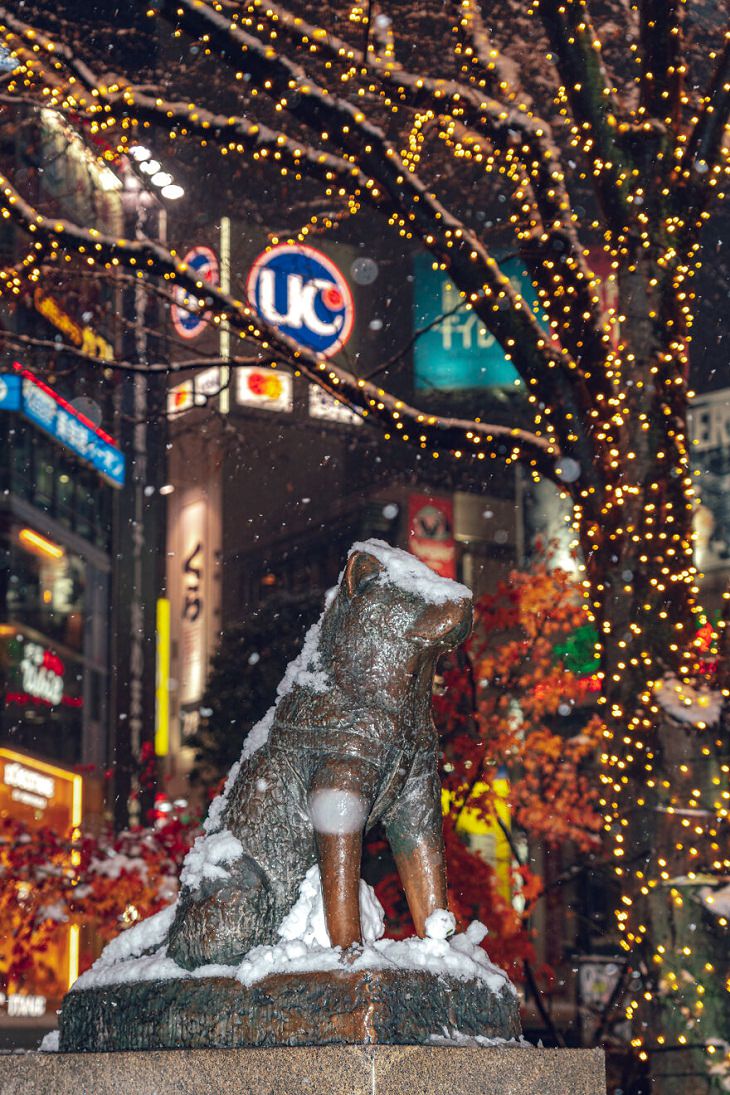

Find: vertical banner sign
[155,597,171,758]
[179,498,207,737]
[408,494,457,579]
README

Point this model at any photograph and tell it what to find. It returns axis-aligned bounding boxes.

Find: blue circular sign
[247,244,354,358]
[171,246,219,340]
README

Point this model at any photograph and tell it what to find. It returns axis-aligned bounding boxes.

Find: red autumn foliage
[0,814,196,999]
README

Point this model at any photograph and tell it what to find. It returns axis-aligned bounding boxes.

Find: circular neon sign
[171,246,219,340]
[247,244,354,358]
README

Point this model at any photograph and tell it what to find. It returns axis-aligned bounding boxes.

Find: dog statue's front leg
[308,759,376,948]
[383,743,449,937]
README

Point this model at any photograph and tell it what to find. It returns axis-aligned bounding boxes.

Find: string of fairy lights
[0,0,729,1070]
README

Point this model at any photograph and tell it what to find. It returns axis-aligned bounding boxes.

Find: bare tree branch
[637,0,685,131]
[0,329,269,375]
[535,0,633,228]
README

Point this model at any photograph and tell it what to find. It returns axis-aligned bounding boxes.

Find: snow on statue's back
[160,539,473,970]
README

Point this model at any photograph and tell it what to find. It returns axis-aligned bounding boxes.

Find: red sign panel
[408,494,457,579]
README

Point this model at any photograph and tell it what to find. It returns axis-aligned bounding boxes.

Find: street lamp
[129,146,185,201]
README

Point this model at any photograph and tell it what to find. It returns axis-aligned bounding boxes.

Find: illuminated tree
[0,0,728,1083]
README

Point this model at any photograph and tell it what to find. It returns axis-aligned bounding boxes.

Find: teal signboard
[412,253,545,392]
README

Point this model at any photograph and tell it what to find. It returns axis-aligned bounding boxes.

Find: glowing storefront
[0,748,82,1018]
[0,362,124,1017]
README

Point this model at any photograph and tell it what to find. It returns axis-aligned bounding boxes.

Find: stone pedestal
[0,1045,606,1095]
[59,969,520,1052]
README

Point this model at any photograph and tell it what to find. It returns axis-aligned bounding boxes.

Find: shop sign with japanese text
[0,365,125,487]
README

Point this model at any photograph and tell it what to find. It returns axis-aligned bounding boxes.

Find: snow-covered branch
[0,167,559,477]
[0,7,372,197]
[153,0,604,468]
[229,0,606,366]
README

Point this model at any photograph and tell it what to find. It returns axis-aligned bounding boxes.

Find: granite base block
[0,1045,606,1095]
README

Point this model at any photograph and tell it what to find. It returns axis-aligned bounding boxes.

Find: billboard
[167,225,408,420]
[170,246,220,340]
[308,386,362,425]
[247,244,354,358]
[167,367,222,417]
[412,250,619,392]
[412,254,538,391]
[236,366,293,412]
[0,629,85,764]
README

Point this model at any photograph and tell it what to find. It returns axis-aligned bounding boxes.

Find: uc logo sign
[247,244,354,358]
[171,246,219,340]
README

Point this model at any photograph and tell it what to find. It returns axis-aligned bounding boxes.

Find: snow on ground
[655,674,722,727]
[70,867,513,998]
[429,1031,532,1048]
[38,1030,59,1053]
[348,538,471,605]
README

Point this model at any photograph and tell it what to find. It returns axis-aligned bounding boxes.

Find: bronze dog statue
[166,540,472,970]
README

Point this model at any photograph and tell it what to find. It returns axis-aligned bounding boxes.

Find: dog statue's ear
[343,551,382,599]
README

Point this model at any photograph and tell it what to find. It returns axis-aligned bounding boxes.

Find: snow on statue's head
[318,539,473,703]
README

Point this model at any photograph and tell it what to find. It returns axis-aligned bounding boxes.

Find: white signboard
[167,367,221,416]
[179,498,207,707]
[4,761,55,811]
[308,386,362,425]
[236,367,293,412]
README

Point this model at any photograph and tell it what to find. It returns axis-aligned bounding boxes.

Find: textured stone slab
[0,1045,606,1095]
[59,968,521,1052]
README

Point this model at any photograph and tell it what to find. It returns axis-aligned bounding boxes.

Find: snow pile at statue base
[71,865,514,997]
